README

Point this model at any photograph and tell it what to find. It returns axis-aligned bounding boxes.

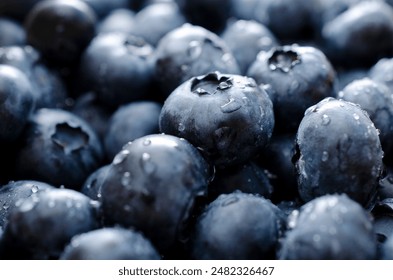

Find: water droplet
[143,139,151,146]
[221,196,239,206]
[322,151,329,162]
[353,113,360,121]
[113,149,130,165]
[140,153,156,175]
[221,53,232,63]
[305,105,318,115]
[178,123,185,132]
[31,185,39,193]
[187,40,202,59]
[321,114,331,126]
[220,98,242,113]
[121,172,132,188]
[287,210,299,229]
[218,81,232,90]
[2,204,9,210]
[193,87,209,95]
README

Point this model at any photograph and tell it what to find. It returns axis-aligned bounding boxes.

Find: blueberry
[0,45,68,109]
[0,17,25,46]
[175,0,233,33]
[1,188,99,259]
[279,194,377,260]
[231,0,313,41]
[221,19,279,75]
[104,101,162,160]
[25,0,97,66]
[294,98,384,208]
[154,23,240,96]
[338,78,393,163]
[191,191,286,259]
[159,72,275,169]
[78,32,155,108]
[208,162,273,202]
[60,227,160,260]
[15,108,104,189]
[321,1,393,67]
[81,164,110,201]
[97,8,136,35]
[128,1,186,46]
[0,180,54,228]
[100,134,210,254]
[0,64,35,142]
[369,57,393,92]
[247,44,337,133]
[81,0,129,19]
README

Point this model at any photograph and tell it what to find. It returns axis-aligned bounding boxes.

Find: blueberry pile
[2,0,393,260]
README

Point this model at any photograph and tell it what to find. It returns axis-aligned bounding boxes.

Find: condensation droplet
[178,123,185,132]
[220,98,242,113]
[140,153,156,175]
[121,172,132,188]
[143,139,151,146]
[322,114,331,126]
[322,151,329,162]
[221,196,239,207]
[187,40,202,59]
[113,149,130,165]
[31,185,39,193]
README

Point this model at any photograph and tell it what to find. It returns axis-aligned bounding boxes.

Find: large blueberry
[25,0,97,66]
[321,1,393,67]
[294,98,384,208]
[247,44,337,133]
[0,180,54,228]
[159,72,275,169]
[60,227,160,260]
[100,134,210,254]
[279,194,377,259]
[191,191,285,259]
[15,108,104,189]
[338,78,393,163]
[78,32,155,108]
[1,188,99,259]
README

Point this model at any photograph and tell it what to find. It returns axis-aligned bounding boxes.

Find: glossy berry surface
[159,72,274,169]
[294,98,384,208]
[1,188,99,259]
[100,134,210,254]
[279,194,377,259]
[25,0,97,66]
[191,191,285,259]
[60,227,160,260]
[14,108,104,188]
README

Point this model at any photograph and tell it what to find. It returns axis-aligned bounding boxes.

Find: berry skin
[60,227,160,260]
[338,78,393,163]
[104,101,162,160]
[279,194,378,260]
[100,134,211,254]
[294,98,384,208]
[191,191,286,259]
[159,72,275,169]
[0,180,54,229]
